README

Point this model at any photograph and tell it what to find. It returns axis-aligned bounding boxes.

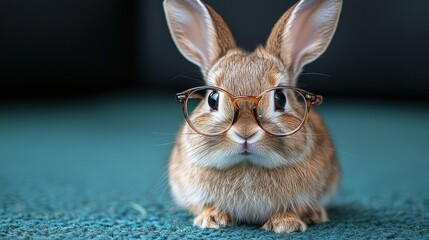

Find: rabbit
[163,0,342,233]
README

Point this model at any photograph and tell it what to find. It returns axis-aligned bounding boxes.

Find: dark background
[1,0,428,100]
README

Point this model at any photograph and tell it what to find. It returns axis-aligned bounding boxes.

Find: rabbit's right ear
[164,0,236,73]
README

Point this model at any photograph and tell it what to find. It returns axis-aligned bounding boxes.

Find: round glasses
[175,86,323,137]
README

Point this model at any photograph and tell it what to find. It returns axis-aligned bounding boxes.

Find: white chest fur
[172,163,316,224]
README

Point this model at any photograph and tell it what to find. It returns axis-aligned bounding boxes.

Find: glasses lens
[257,88,307,136]
[185,88,235,135]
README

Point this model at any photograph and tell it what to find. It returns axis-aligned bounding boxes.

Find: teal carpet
[1,93,428,239]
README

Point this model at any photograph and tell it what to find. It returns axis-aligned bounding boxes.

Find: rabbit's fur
[164,0,342,233]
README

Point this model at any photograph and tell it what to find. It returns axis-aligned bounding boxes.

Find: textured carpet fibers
[1,94,428,239]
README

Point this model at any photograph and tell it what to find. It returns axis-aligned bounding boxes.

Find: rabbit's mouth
[239,142,253,156]
[240,150,252,156]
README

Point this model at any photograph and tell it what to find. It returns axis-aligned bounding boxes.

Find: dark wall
[0,0,135,98]
[1,1,428,99]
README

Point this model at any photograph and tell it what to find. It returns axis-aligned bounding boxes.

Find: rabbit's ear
[164,0,236,72]
[266,0,342,76]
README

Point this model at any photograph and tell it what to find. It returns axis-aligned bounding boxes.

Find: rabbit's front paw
[306,208,329,224]
[193,206,232,229]
[262,212,307,233]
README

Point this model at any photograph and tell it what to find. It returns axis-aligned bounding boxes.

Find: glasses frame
[176,85,323,137]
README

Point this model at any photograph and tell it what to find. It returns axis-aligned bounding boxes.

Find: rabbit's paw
[262,212,307,233]
[193,206,232,229]
[306,208,329,224]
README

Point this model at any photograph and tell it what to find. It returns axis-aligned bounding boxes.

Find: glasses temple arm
[175,92,204,103]
[175,94,186,103]
[304,92,323,105]
[313,95,323,105]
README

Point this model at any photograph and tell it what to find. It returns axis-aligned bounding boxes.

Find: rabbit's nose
[229,128,262,144]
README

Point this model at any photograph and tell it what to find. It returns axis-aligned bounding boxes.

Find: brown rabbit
[164,0,342,233]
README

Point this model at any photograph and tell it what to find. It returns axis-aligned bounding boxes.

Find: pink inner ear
[181,2,212,68]
[167,0,215,69]
[286,0,332,72]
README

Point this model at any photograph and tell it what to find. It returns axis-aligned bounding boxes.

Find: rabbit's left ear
[266,0,342,77]
[164,0,236,73]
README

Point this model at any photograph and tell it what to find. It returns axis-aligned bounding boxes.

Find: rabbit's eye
[208,90,219,111]
[274,89,286,110]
